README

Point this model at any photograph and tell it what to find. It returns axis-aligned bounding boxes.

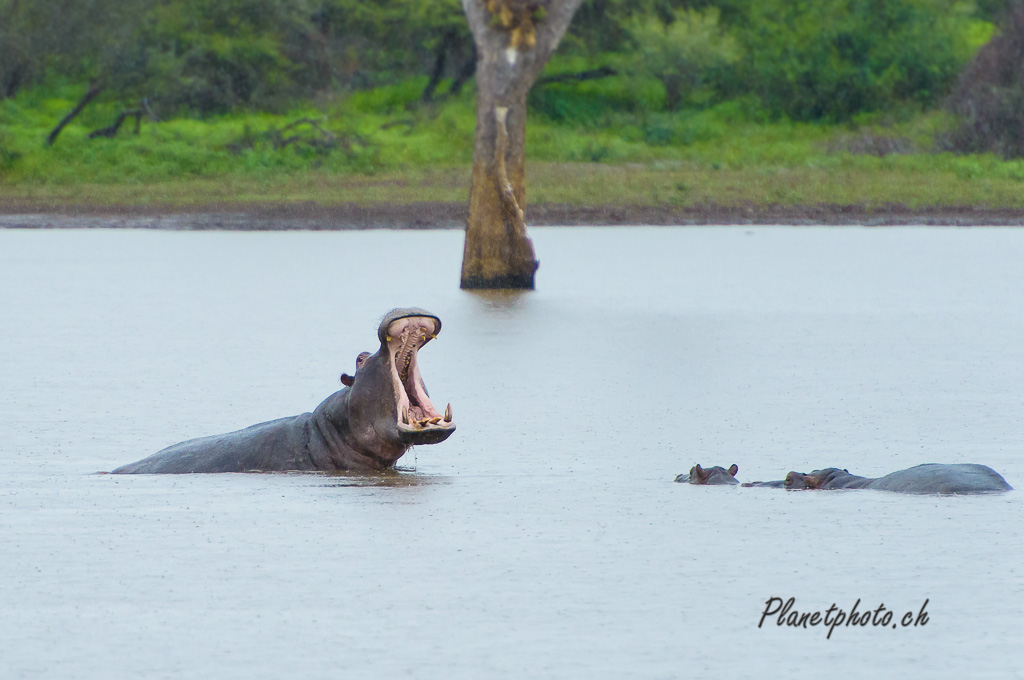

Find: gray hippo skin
[740,479,787,488]
[113,308,456,474]
[779,464,1012,494]
[675,464,739,485]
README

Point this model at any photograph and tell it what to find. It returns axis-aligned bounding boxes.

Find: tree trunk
[421,31,451,103]
[459,0,583,290]
[662,74,683,112]
[448,47,477,96]
[88,107,143,139]
[536,65,617,86]
[46,80,104,147]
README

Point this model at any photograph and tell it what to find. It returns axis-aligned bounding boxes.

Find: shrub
[727,0,984,121]
[528,73,662,124]
[626,8,739,111]
[0,132,22,172]
[947,2,1024,157]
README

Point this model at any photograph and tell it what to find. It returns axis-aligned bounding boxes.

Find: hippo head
[684,464,740,485]
[341,308,456,464]
[784,468,848,490]
[784,471,814,490]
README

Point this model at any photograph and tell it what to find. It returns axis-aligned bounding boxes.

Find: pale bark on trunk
[460,0,583,289]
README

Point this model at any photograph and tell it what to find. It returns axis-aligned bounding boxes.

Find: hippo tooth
[402,406,409,424]
[429,417,441,425]
[444,403,452,422]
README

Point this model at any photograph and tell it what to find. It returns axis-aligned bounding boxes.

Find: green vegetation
[5,78,1024,211]
[718,0,992,121]
[3,0,1024,214]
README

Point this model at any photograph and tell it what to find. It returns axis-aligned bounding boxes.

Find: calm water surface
[1,227,1022,679]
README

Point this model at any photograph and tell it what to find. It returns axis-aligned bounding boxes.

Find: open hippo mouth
[383,312,455,444]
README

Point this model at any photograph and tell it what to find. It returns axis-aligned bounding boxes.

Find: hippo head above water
[346,308,457,455]
[783,468,846,490]
[113,307,455,474]
[675,464,740,485]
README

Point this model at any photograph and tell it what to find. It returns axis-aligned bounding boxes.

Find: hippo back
[113,414,314,473]
[870,463,1012,494]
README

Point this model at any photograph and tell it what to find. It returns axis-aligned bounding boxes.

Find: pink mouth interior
[387,317,445,425]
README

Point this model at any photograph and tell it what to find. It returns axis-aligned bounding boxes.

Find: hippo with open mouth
[675,464,740,485]
[113,308,455,473]
[745,464,1011,494]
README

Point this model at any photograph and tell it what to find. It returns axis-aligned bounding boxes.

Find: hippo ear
[728,464,739,477]
[692,464,706,481]
[340,373,355,387]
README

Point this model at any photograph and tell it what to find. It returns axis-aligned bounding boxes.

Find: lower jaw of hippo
[387,316,456,445]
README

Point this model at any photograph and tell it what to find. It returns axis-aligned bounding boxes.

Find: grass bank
[5,162,1024,212]
[4,78,1024,221]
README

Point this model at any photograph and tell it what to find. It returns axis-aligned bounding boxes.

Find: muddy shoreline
[3,201,1024,229]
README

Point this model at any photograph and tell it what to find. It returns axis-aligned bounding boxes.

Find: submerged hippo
[753,464,1011,494]
[113,308,456,474]
[740,479,787,488]
[675,464,740,485]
